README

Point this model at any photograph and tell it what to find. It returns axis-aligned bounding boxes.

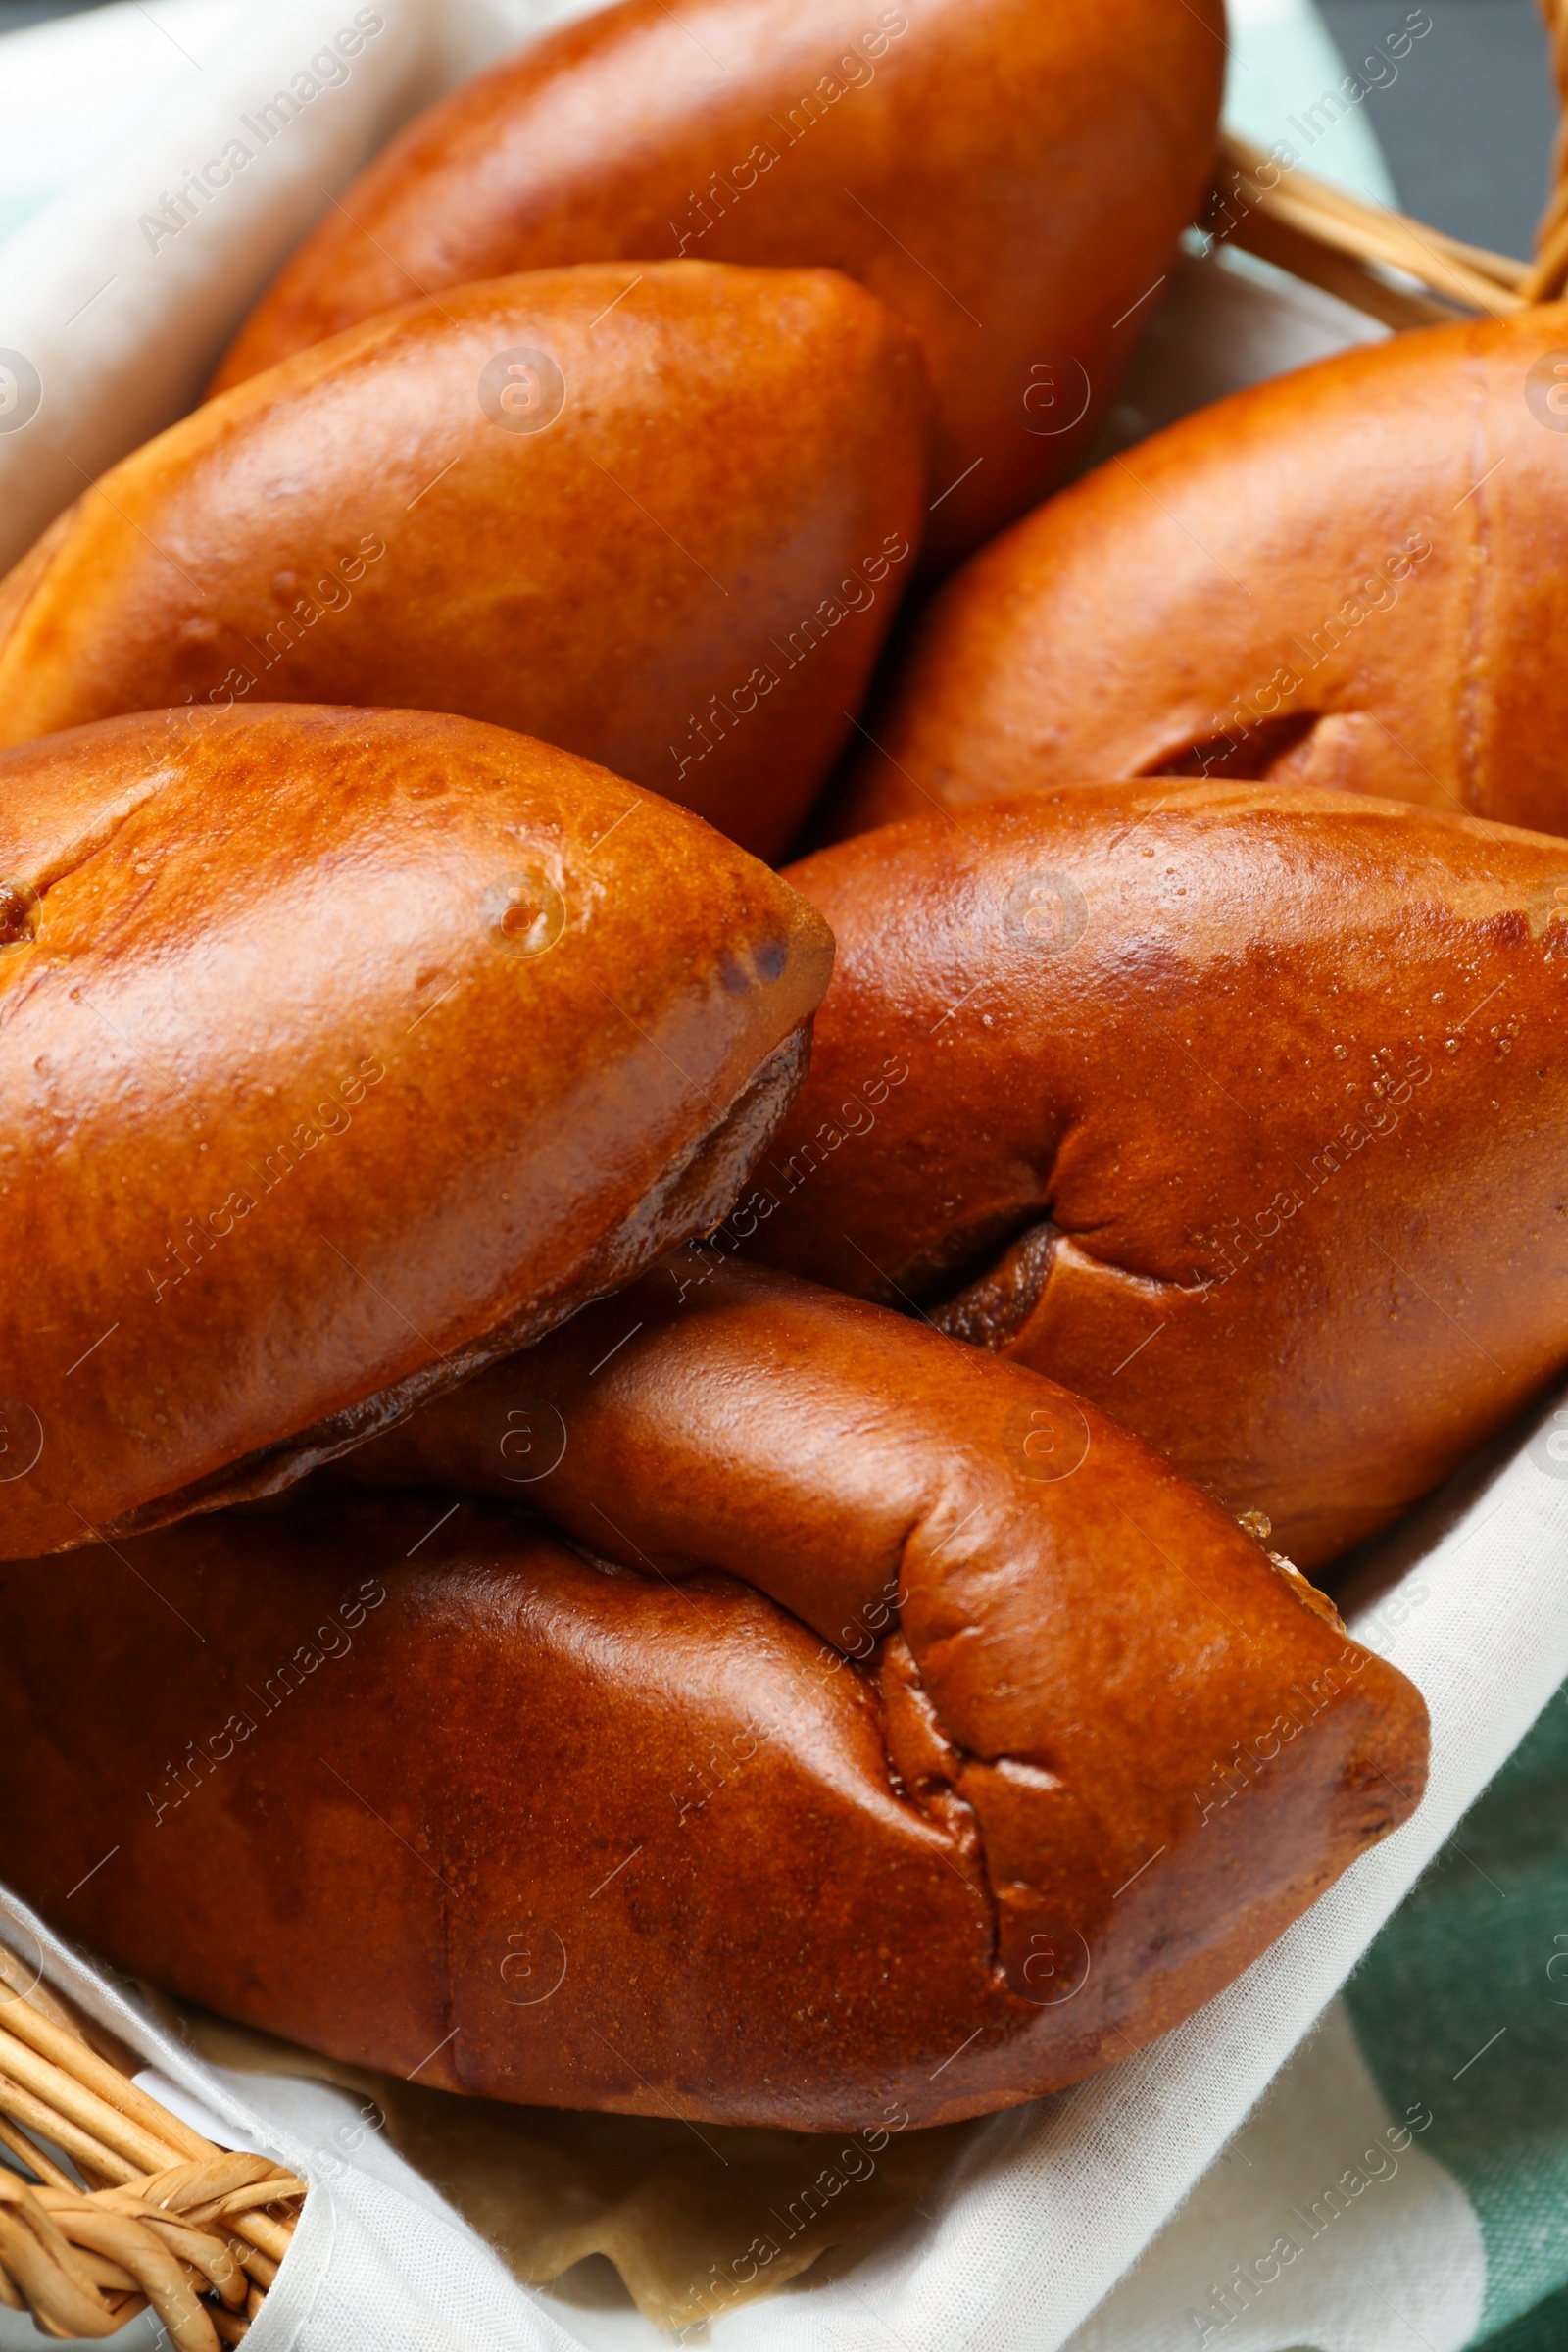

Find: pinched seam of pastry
[926,1230,1349,1599]
[435,1510,1011,2031]
[1138,709,1323,783]
[393,1529,1010,2097]
[852,1436,1353,1992]
[872,1632,1005,1986]
[91,1026,814,1548]
[486,1512,1011,1994]
[924,1215,1206,1352]
[830,1477,1092,1994]
[878,1121,1224,1337]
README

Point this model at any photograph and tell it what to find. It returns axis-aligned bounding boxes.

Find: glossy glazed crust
[0,266,926,860]
[837,304,1568,836]
[0,1272,1426,2127]
[747,787,1568,1567]
[209,0,1224,569]
[0,705,831,1556]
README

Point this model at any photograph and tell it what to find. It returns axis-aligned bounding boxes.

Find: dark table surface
[0,0,1559,261]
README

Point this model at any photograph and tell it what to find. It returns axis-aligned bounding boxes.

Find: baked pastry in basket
[0,1264,1427,2127]
[0,704,829,1556]
[0,266,924,858]
[210,0,1224,568]
[750,785,1568,1566]
[835,307,1568,837]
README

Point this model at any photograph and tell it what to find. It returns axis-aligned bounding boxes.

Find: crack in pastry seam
[0,782,181,1031]
[1045,1235,1213,1298]
[882,1634,1040,1997]
[8,777,177,904]
[891,1721,1004,1984]
[926,1213,1210,1348]
[882,1500,1068,1987]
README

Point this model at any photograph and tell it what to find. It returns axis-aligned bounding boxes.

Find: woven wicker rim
[0,1944,302,2347]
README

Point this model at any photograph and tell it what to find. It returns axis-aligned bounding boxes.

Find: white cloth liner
[0,0,610,571]
[2,2,1556,2346]
[1063,1999,1488,2352]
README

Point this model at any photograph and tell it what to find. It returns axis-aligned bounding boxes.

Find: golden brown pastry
[0,1265,1426,2127]
[0,704,830,1558]
[208,0,1225,569]
[742,786,1568,1567]
[834,305,1568,837]
[0,266,926,859]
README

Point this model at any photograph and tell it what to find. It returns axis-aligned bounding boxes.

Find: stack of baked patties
[2,0,1565,2155]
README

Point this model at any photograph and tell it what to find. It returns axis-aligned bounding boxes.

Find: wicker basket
[0,6,1562,2345]
[0,1945,302,2346]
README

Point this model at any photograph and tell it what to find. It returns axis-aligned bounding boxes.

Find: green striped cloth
[1069,1682,1568,2352]
[1344,1683,1568,2349]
